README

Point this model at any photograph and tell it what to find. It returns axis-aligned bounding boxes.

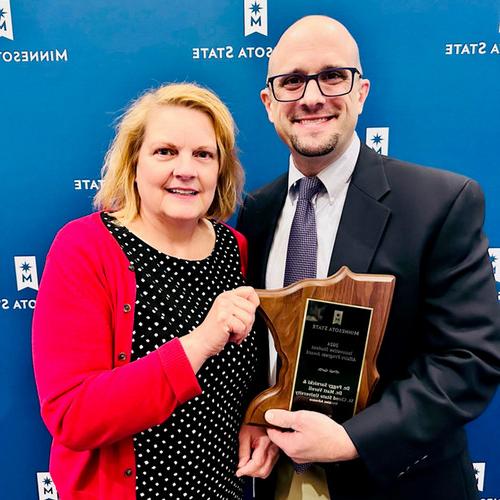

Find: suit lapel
[329,145,392,275]
[250,174,288,288]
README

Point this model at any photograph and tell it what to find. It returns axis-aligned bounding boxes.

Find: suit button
[123,304,131,313]
[124,468,133,477]
[118,352,127,361]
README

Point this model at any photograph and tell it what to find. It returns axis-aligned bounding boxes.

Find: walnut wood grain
[244,266,395,426]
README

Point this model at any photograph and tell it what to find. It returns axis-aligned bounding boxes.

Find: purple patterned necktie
[284,176,324,287]
[284,176,323,474]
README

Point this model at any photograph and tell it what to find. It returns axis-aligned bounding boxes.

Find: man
[236,15,500,500]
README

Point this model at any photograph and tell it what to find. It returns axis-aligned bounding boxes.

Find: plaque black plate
[290,299,373,423]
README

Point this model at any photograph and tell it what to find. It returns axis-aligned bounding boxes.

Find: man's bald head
[267,15,362,78]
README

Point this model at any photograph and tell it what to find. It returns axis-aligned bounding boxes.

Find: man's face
[261,27,370,174]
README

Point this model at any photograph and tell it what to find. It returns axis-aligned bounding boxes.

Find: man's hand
[236,424,280,478]
[265,409,359,463]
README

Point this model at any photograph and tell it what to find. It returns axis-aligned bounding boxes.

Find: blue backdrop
[1,1,499,498]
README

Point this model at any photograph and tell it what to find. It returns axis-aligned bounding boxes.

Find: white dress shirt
[265,133,361,383]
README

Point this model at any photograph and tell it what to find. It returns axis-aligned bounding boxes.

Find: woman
[32,83,276,499]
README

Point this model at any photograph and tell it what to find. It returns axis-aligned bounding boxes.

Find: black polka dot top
[102,212,260,500]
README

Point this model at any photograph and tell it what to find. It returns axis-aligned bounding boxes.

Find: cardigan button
[118,352,127,361]
[128,263,135,272]
[124,468,133,477]
[123,304,131,313]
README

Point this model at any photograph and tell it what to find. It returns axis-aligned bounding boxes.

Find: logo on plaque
[332,310,343,325]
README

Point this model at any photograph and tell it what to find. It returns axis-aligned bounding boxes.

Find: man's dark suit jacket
[237,144,500,500]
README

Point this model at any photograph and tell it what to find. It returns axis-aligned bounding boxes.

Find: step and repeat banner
[1,1,499,498]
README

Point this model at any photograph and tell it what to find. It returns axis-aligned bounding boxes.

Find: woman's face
[135,104,219,227]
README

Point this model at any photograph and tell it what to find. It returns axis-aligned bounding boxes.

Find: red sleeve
[32,222,201,452]
[224,224,248,278]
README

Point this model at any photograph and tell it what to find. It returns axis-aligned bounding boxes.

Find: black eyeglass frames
[267,67,363,102]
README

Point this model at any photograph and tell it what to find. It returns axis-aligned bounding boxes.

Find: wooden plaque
[244,266,395,426]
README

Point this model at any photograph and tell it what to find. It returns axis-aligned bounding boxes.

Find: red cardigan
[32,212,248,499]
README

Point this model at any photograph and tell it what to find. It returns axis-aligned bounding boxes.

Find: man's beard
[291,133,339,157]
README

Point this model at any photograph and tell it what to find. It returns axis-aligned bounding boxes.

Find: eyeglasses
[267,67,362,102]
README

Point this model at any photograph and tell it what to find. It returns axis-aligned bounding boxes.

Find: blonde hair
[94,83,244,223]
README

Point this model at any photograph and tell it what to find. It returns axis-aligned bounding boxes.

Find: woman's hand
[236,424,280,478]
[199,286,260,355]
[180,286,259,372]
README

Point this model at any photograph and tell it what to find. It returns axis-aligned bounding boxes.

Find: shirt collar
[287,132,360,204]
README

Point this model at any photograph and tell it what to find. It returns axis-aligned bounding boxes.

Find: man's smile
[292,114,337,125]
